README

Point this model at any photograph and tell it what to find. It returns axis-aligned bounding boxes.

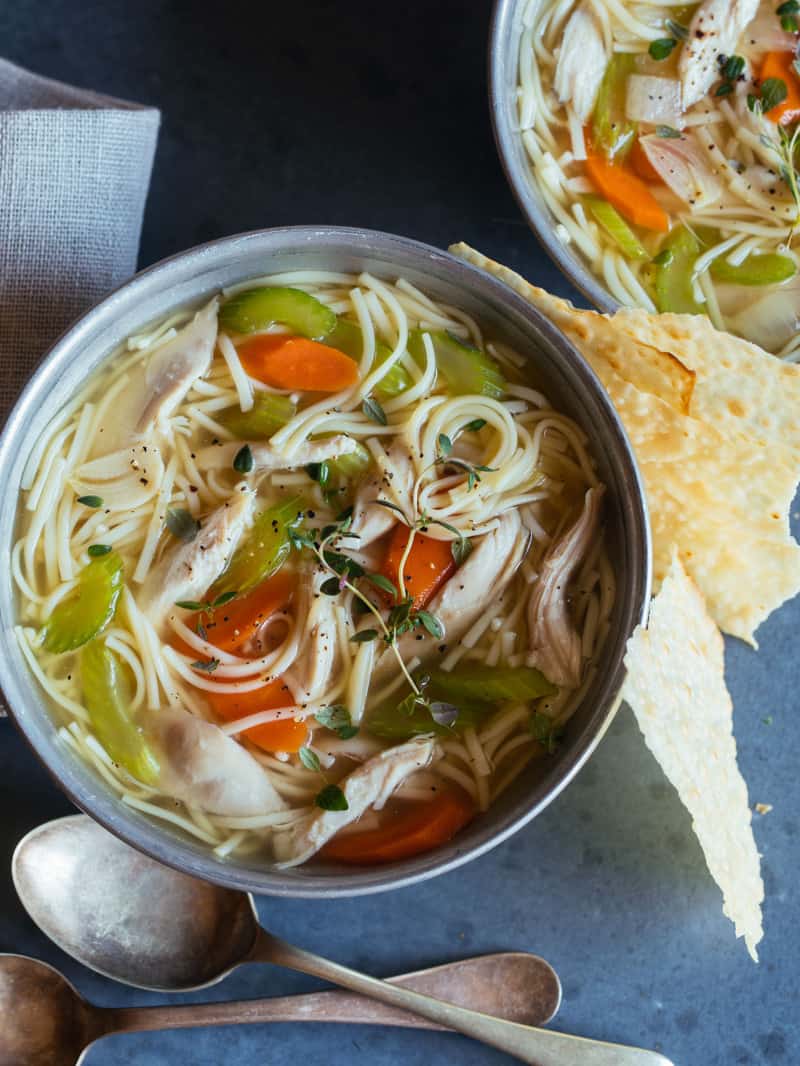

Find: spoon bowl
[13,814,258,990]
[0,955,99,1066]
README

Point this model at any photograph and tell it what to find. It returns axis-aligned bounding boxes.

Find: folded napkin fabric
[0,59,160,716]
[0,58,160,421]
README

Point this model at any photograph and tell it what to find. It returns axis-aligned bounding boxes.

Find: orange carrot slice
[760,51,800,125]
[382,525,457,610]
[205,675,307,753]
[585,142,669,233]
[204,571,294,655]
[238,335,360,392]
[321,789,475,864]
[173,573,302,753]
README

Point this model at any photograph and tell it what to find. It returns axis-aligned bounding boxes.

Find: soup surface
[518,0,800,357]
[15,270,614,866]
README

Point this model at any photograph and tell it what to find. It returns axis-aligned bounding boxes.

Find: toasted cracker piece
[622,551,764,960]
[450,243,800,643]
[614,309,800,455]
[450,243,696,412]
[598,368,697,463]
[647,494,800,643]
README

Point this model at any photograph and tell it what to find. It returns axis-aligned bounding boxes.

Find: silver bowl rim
[0,224,650,897]
[488,0,621,315]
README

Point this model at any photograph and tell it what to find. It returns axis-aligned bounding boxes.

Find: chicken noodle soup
[518,0,800,357]
[14,271,615,867]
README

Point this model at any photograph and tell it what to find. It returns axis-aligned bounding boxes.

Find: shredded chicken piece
[156,705,287,816]
[728,289,800,350]
[93,299,218,457]
[138,490,253,623]
[372,510,527,686]
[194,434,357,472]
[640,132,722,209]
[350,441,416,547]
[553,3,608,122]
[285,564,339,702]
[679,0,759,110]
[625,75,683,128]
[273,737,438,866]
[527,487,603,688]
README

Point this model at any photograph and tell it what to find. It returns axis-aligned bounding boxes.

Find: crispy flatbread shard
[622,552,764,960]
[449,243,695,412]
[617,365,800,640]
[646,492,800,643]
[614,309,800,455]
[600,363,701,464]
[572,357,796,547]
[450,243,800,642]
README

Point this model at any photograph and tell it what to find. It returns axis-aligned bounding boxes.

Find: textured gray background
[0,2,798,1063]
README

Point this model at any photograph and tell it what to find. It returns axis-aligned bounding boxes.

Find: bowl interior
[0,227,649,896]
[489,0,620,314]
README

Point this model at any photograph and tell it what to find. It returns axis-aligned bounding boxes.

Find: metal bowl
[0,226,649,897]
[490,0,620,313]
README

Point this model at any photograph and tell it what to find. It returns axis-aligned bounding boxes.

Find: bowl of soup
[491,0,800,357]
[0,227,650,895]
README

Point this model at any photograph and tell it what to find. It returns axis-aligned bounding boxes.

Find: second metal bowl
[489,0,621,313]
[0,226,649,897]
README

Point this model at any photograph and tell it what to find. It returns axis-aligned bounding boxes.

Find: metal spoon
[0,952,560,1066]
[13,816,673,1065]
[13,816,557,999]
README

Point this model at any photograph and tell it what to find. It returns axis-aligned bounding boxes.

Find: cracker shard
[613,308,800,455]
[449,242,800,645]
[622,551,764,960]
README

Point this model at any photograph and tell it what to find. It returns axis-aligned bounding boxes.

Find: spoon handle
[255,931,673,1066]
[108,995,449,1033]
[104,951,556,1034]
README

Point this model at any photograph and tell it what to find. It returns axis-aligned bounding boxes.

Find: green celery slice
[81,640,160,784]
[327,440,372,482]
[327,318,412,400]
[691,225,720,248]
[219,392,297,440]
[424,664,557,704]
[710,253,797,286]
[219,287,336,340]
[584,197,649,261]
[366,693,492,740]
[654,227,704,315]
[666,4,697,24]
[408,329,505,398]
[42,552,123,654]
[209,495,304,600]
[592,54,637,159]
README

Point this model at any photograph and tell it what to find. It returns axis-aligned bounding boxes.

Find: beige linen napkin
[0,58,160,421]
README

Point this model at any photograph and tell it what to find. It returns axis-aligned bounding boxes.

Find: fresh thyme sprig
[748,77,788,116]
[287,425,500,728]
[373,430,492,588]
[777,0,800,33]
[288,509,429,697]
[175,589,238,622]
[396,676,459,729]
[758,122,800,243]
[435,432,497,491]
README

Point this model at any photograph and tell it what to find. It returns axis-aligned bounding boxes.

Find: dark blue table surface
[1,3,798,1063]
